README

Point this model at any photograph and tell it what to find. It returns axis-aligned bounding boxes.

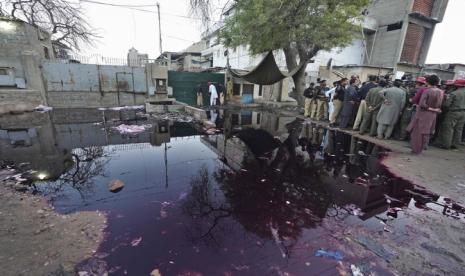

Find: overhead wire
[79,0,221,22]
[79,0,156,8]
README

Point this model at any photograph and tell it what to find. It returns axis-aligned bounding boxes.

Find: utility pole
[156,2,163,55]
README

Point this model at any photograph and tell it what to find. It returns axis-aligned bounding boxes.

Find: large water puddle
[1,109,464,275]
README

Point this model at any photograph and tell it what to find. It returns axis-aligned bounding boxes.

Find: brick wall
[400,23,426,64]
[412,0,434,17]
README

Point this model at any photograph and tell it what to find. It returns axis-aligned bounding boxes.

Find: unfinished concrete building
[319,0,449,84]
[365,0,448,69]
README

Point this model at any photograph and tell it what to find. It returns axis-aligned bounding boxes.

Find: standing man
[359,79,387,136]
[326,81,338,122]
[353,75,378,130]
[330,78,348,127]
[315,80,330,121]
[304,82,316,118]
[376,80,406,139]
[339,78,359,129]
[218,83,225,105]
[398,80,417,140]
[208,82,218,106]
[407,75,443,154]
[435,79,465,149]
[196,84,203,107]
[410,77,428,107]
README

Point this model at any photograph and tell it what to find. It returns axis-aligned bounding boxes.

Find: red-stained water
[3,109,464,275]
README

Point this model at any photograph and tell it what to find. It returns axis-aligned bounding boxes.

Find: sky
[78,0,214,59]
[78,0,465,64]
[426,0,465,63]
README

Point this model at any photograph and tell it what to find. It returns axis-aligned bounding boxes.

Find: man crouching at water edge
[407,75,443,154]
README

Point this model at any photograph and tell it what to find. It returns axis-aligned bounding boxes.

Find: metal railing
[49,54,161,67]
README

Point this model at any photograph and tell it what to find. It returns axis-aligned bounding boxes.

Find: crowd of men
[303,74,465,154]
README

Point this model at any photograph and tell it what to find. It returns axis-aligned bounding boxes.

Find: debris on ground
[113,124,152,134]
[203,120,216,129]
[0,168,107,276]
[108,179,124,193]
[98,105,144,111]
[350,264,364,276]
[130,237,142,247]
[151,112,196,123]
[150,268,162,276]
[34,105,53,113]
[314,249,344,260]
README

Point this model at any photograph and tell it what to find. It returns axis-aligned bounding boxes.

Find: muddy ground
[0,169,106,276]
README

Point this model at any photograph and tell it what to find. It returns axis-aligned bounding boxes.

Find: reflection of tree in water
[36,146,113,201]
[182,165,233,248]
[183,119,337,257]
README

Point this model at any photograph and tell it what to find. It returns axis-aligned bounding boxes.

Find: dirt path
[0,170,106,276]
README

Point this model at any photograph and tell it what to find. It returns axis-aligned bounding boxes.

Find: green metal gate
[168,71,225,106]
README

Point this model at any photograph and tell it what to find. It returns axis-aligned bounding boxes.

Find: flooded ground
[1,108,464,275]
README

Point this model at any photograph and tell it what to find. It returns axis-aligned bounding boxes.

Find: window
[233,83,241,95]
[256,113,261,124]
[387,22,403,31]
[258,85,263,97]
[0,69,7,75]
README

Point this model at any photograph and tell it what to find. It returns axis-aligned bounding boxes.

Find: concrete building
[0,17,53,113]
[364,0,448,68]
[127,47,149,67]
[154,41,209,72]
[424,63,465,80]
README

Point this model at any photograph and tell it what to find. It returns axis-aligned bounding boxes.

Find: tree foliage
[221,0,369,60]
[0,0,96,50]
[219,0,370,104]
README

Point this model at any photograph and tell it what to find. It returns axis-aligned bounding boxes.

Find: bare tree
[189,0,211,24]
[0,0,97,50]
[189,0,234,25]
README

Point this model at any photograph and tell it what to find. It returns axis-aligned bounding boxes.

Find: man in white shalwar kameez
[209,82,218,106]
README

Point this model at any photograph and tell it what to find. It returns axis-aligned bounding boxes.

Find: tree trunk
[292,69,307,107]
[283,46,307,107]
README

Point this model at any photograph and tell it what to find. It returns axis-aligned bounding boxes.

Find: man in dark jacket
[304,82,316,118]
[339,78,360,129]
[315,80,330,121]
[353,75,378,130]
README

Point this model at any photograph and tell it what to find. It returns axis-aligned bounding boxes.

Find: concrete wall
[367,0,412,26]
[366,28,403,68]
[40,62,149,108]
[47,91,146,108]
[0,18,53,87]
[42,62,147,93]
[454,65,465,79]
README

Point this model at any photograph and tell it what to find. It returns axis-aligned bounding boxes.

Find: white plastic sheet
[113,124,152,134]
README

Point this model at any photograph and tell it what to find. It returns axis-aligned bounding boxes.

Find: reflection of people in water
[184,119,333,251]
[210,109,218,124]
